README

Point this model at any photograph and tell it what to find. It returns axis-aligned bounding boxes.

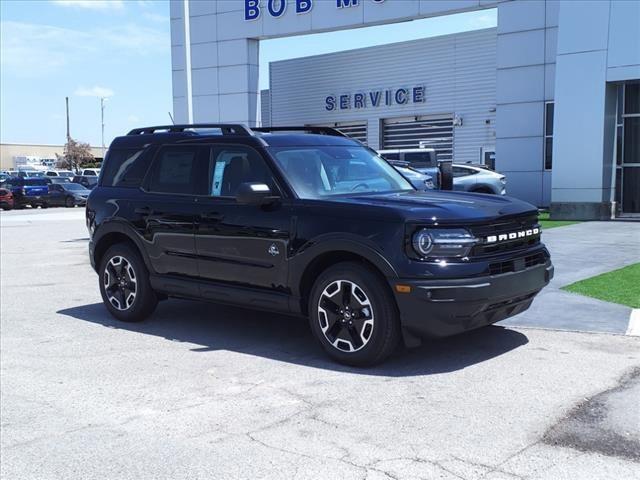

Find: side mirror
[236,182,279,206]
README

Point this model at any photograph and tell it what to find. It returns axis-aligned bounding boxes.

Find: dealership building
[170,0,640,218]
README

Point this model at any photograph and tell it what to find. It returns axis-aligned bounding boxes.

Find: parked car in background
[378,148,440,187]
[0,173,10,184]
[0,188,14,210]
[81,168,101,176]
[452,164,506,195]
[45,170,75,178]
[3,177,49,208]
[72,175,98,190]
[47,183,91,207]
[387,160,434,191]
[44,176,72,185]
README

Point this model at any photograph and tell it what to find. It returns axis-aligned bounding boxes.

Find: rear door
[194,144,291,291]
[47,184,65,205]
[131,145,208,278]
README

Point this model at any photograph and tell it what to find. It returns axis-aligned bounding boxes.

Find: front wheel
[309,262,400,367]
[65,196,75,208]
[98,243,158,322]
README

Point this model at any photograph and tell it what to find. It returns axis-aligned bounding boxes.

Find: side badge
[268,243,280,256]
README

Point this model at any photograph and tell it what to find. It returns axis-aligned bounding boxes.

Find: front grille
[488,251,548,276]
[470,214,541,257]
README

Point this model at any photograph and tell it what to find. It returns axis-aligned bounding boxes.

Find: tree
[56,137,95,172]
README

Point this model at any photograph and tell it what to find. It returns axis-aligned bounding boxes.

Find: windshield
[64,183,88,191]
[269,146,413,199]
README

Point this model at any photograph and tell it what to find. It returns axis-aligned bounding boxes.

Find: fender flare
[288,233,399,298]
[92,220,153,272]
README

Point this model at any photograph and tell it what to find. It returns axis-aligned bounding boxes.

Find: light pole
[100,97,107,159]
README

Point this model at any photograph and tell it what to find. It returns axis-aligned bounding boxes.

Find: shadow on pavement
[58,299,529,377]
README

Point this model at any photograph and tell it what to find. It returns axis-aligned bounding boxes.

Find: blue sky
[0,0,495,147]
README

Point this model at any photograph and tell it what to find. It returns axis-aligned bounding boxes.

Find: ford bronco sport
[87,124,553,366]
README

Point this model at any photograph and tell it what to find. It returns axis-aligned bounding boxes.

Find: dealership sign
[245,0,386,21]
[325,86,426,111]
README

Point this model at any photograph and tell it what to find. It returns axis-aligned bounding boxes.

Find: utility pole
[100,97,106,158]
[65,96,70,141]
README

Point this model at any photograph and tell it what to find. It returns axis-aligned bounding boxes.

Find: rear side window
[147,147,208,195]
[101,149,150,187]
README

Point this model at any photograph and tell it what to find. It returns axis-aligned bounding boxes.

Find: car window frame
[140,144,207,197]
[204,143,285,201]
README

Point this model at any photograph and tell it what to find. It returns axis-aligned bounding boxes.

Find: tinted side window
[452,167,475,178]
[209,146,274,197]
[101,149,150,187]
[382,153,400,161]
[148,147,207,195]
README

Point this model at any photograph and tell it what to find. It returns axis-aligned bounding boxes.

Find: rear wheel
[309,262,400,367]
[99,243,157,322]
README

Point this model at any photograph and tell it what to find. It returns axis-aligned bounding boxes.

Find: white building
[170,0,640,219]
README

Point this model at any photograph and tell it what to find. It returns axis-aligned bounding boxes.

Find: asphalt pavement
[1,208,639,480]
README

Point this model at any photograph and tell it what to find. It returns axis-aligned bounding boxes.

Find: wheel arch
[93,223,151,273]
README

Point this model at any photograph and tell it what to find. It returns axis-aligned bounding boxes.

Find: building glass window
[544,102,554,170]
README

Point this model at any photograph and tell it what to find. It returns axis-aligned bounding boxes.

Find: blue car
[3,177,50,208]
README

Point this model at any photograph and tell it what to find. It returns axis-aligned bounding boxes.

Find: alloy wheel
[317,279,374,352]
[103,256,137,311]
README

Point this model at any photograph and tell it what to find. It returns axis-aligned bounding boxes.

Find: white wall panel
[497,65,545,104]
[557,1,610,55]
[497,0,545,34]
[497,30,545,68]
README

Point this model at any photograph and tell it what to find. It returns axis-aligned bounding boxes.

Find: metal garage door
[313,121,368,144]
[382,115,454,160]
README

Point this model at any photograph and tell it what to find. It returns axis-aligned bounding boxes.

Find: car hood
[329,190,537,223]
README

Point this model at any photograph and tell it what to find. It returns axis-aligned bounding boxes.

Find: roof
[110,124,363,150]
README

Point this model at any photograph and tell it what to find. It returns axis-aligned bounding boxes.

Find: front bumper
[392,261,553,343]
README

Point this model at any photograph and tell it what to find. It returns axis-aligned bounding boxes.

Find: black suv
[87,124,553,366]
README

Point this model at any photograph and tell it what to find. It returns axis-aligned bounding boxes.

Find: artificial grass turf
[538,211,581,229]
[562,263,640,308]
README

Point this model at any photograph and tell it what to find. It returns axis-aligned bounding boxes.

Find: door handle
[200,212,224,221]
[134,206,153,215]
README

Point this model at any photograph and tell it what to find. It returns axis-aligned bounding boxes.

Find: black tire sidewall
[98,243,157,322]
[309,262,400,367]
[65,196,74,208]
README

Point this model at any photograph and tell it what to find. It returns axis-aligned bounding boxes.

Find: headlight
[412,228,477,259]
[500,177,507,185]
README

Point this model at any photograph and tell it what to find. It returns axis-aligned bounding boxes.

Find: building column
[550,0,613,220]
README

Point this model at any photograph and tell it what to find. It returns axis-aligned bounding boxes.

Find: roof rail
[252,126,347,137]
[127,124,253,136]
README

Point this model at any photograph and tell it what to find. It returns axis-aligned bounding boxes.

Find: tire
[98,243,158,322]
[309,262,401,367]
[65,196,74,208]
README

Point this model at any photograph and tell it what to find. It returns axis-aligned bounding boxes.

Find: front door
[131,145,209,278]
[194,144,291,291]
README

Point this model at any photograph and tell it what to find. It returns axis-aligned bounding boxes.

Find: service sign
[245,0,386,21]
[325,86,426,111]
